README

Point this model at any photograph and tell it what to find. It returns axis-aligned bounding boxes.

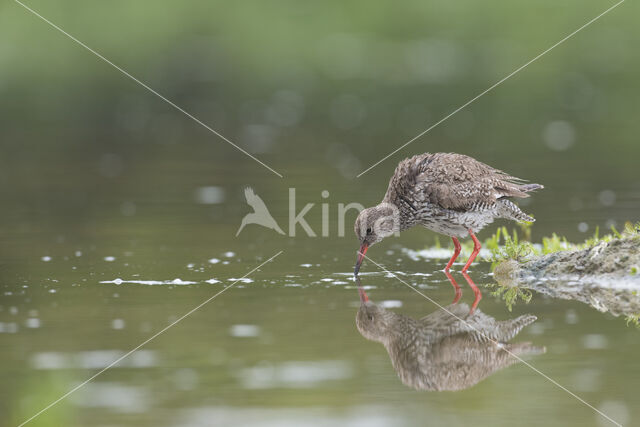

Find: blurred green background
[1,0,638,426]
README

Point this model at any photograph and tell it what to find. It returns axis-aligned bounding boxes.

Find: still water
[1,1,639,424]
[1,170,638,427]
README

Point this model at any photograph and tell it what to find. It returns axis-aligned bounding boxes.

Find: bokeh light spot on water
[100,279,197,286]
[229,324,261,338]
[543,120,576,151]
[228,278,253,284]
[379,300,403,308]
[237,360,353,389]
[572,368,601,392]
[598,190,616,207]
[69,383,149,413]
[30,350,158,370]
[241,124,278,154]
[582,334,609,350]
[194,186,225,205]
[578,222,589,233]
[266,90,305,127]
[0,322,19,333]
[111,319,125,330]
[597,401,630,427]
[565,309,579,325]
[25,318,41,328]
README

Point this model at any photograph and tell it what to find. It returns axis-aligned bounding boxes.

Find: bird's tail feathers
[497,199,535,222]
[520,183,544,193]
[498,314,537,341]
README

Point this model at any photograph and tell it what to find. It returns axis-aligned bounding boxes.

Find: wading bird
[355,280,544,391]
[354,152,542,275]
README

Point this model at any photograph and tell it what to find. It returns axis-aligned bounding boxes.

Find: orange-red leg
[444,237,461,272]
[444,270,462,304]
[462,271,482,314]
[462,229,481,273]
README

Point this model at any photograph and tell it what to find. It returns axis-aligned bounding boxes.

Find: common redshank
[354,152,542,275]
[355,280,544,391]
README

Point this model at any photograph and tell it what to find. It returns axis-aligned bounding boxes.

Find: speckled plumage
[383,152,543,238]
[356,300,544,391]
[353,152,543,275]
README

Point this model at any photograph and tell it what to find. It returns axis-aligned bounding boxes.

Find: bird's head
[354,203,400,275]
[355,285,397,343]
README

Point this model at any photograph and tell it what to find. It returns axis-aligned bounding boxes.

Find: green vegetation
[484,281,533,312]
[625,314,640,329]
[481,221,640,266]
[481,221,640,316]
[488,226,536,267]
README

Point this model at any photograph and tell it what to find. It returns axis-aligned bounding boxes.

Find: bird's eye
[368,314,374,321]
[366,227,372,234]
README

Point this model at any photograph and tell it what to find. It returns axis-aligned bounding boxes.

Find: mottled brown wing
[387,153,530,211]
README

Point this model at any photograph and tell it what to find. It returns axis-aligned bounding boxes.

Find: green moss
[541,233,569,254]
[625,314,640,329]
[485,221,640,266]
[517,219,534,242]
[423,221,640,271]
[485,282,533,312]
[488,226,535,267]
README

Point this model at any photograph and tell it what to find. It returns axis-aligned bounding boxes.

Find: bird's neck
[376,200,417,232]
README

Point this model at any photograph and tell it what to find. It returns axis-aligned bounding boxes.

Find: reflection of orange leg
[462,271,482,313]
[444,270,462,304]
[444,237,461,272]
[462,229,481,273]
[358,285,369,303]
[355,277,369,303]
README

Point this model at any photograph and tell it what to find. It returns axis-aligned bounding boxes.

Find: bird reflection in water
[355,279,544,391]
[443,269,482,313]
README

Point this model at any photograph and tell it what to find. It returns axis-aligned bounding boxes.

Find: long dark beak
[355,276,369,303]
[354,242,369,276]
